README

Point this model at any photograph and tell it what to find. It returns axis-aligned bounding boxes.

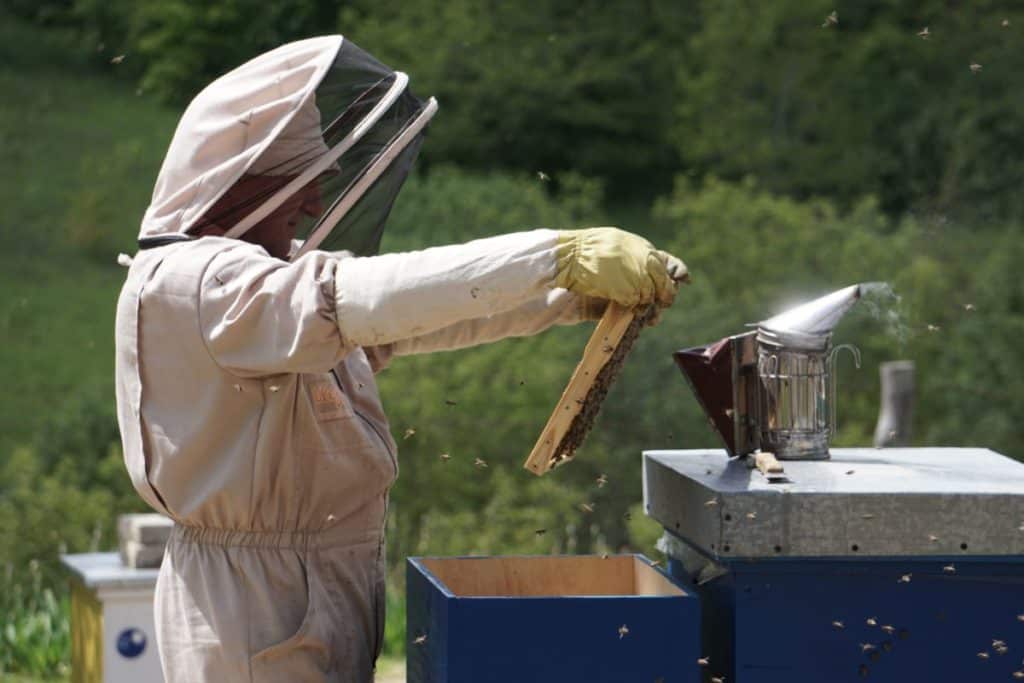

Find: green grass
[0,16,178,455]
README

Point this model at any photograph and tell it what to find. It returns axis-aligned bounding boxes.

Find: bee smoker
[675,284,863,460]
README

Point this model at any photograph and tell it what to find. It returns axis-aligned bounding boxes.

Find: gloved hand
[555,227,688,308]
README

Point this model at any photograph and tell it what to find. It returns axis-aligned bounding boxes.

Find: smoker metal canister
[755,327,860,460]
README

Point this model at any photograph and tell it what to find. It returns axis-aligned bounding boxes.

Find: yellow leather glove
[556,228,688,308]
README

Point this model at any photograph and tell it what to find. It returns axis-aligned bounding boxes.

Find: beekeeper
[115,36,687,683]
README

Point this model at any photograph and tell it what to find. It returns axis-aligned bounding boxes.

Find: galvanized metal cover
[643,448,1024,559]
[60,552,159,590]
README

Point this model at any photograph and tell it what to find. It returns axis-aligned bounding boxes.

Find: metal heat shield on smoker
[673,331,758,457]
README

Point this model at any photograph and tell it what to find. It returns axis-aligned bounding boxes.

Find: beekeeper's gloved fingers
[556,227,671,308]
[650,249,690,307]
[657,250,690,284]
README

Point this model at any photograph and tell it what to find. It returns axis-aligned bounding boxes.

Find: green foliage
[0,561,71,678]
[675,1,1024,218]
[652,176,1024,455]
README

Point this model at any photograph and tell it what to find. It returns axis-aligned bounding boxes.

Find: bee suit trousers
[114,229,587,682]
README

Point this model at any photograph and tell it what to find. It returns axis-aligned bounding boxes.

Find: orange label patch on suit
[306,376,352,421]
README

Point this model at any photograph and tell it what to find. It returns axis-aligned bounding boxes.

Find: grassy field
[0,20,178,456]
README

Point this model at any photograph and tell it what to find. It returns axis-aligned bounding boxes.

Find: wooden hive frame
[524,302,658,476]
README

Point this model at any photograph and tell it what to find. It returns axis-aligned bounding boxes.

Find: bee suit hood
[140,35,437,257]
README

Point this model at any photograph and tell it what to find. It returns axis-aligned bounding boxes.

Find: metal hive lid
[643,448,1024,559]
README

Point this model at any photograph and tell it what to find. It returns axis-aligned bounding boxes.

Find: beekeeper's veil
[139,35,436,258]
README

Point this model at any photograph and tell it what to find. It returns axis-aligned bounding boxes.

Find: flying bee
[1002,19,1010,27]
[698,656,710,666]
[918,27,930,39]
[977,651,990,660]
[928,534,940,542]
[622,512,632,521]
[414,635,428,645]
[618,624,630,639]
[711,677,726,683]
[596,473,608,488]
[474,457,488,468]
[927,324,941,332]
[831,620,845,630]
[403,427,416,440]
[881,625,895,635]
[822,10,838,27]
[537,171,551,182]
[746,512,757,520]
[445,399,457,406]
[860,643,876,653]
[110,54,126,64]
[439,453,451,462]
[535,528,547,536]
[963,303,975,311]
[898,573,912,584]
[942,564,956,573]
[1013,672,1024,680]
[992,639,1006,649]
[970,63,983,73]
[580,502,595,513]
[704,498,719,507]
[845,470,856,475]
[866,617,878,627]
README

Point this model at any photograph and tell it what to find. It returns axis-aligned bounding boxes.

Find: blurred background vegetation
[2,0,1023,677]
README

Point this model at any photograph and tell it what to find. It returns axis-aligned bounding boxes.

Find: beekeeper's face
[196,175,324,259]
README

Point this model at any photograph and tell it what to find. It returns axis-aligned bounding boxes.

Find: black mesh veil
[192,38,434,258]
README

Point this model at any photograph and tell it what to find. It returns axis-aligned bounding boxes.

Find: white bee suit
[115,36,590,683]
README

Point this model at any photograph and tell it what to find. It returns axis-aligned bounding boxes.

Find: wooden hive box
[406,554,701,682]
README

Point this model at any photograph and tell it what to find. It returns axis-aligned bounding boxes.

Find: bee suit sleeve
[333,229,566,348]
[373,288,603,362]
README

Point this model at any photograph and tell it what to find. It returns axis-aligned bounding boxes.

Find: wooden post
[873,361,914,447]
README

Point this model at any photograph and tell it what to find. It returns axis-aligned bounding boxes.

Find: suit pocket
[250,570,331,678]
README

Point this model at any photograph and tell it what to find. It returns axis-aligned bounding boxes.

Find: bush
[0,561,71,678]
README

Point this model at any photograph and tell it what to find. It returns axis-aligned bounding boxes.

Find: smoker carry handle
[828,344,862,436]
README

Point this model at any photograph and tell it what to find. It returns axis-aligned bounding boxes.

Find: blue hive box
[644,448,1024,683]
[406,554,701,682]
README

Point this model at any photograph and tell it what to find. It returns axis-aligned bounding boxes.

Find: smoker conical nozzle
[759,284,862,336]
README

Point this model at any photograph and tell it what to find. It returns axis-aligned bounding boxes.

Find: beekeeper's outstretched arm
[200,227,685,376]
[335,227,685,348]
